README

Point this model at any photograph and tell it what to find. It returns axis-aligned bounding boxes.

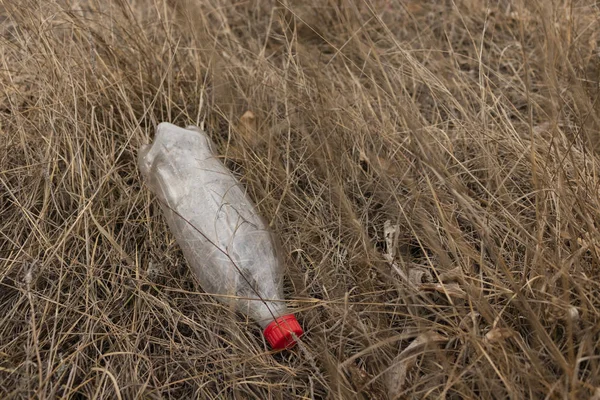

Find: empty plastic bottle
[138,122,303,350]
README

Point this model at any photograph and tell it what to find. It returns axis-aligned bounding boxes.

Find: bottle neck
[254,303,290,329]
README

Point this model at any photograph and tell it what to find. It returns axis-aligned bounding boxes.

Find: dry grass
[1,0,600,398]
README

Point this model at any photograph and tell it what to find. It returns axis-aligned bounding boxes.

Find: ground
[1,0,600,399]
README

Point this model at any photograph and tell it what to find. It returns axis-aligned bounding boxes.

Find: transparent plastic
[138,123,301,347]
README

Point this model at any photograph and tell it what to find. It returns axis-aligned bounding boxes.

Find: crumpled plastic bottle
[138,122,303,349]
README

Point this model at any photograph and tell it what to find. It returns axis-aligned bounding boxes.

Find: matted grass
[1,0,600,398]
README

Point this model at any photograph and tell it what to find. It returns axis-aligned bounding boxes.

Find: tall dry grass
[1,0,600,398]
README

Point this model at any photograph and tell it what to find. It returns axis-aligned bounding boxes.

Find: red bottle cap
[263,314,303,350]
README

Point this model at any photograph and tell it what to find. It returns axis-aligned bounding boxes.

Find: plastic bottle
[138,122,303,350]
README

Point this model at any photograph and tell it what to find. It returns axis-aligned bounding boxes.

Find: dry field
[1,0,600,398]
